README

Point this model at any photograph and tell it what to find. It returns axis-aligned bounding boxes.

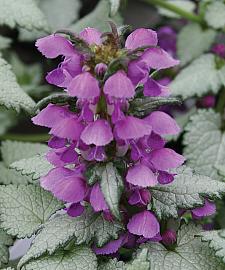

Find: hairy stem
[143,0,204,25]
[0,133,49,142]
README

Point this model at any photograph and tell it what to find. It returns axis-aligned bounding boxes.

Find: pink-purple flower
[33,25,192,255]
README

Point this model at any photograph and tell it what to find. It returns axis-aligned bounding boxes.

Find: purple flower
[104,71,135,99]
[126,164,157,187]
[128,189,151,206]
[68,72,100,100]
[36,34,76,58]
[162,229,177,245]
[79,27,102,45]
[149,148,185,171]
[125,28,158,50]
[191,200,216,219]
[145,111,180,135]
[212,43,225,58]
[67,203,85,217]
[127,210,160,238]
[41,167,87,203]
[32,26,192,255]
[93,234,127,255]
[90,183,109,212]
[114,116,152,141]
[81,119,113,146]
[158,26,177,57]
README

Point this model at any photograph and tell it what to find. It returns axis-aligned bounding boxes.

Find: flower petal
[79,27,102,45]
[50,117,84,141]
[90,183,108,212]
[145,111,180,135]
[41,167,87,203]
[104,71,135,99]
[32,104,73,128]
[93,234,126,255]
[127,59,149,85]
[126,164,157,187]
[192,200,216,219]
[36,34,76,58]
[127,210,160,238]
[67,72,100,99]
[142,47,179,70]
[81,119,113,146]
[125,28,158,50]
[114,116,152,140]
[67,203,85,217]
[149,148,185,171]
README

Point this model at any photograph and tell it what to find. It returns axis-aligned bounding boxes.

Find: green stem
[143,0,204,25]
[0,133,50,142]
[216,88,225,115]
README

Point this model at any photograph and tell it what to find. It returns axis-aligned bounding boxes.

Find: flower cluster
[32,26,215,255]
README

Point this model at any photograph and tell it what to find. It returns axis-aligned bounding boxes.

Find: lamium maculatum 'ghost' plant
[32,24,216,256]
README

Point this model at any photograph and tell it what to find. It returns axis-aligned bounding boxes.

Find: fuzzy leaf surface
[151,166,225,219]
[143,223,224,269]
[171,54,225,99]
[1,141,48,167]
[0,185,64,238]
[0,229,13,267]
[0,0,48,31]
[69,0,123,33]
[18,208,123,267]
[10,154,53,180]
[100,163,124,219]
[0,57,36,113]
[21,246,97,270]
[177,23,216,66]
[184,109,225,180]
[205,1,225,29]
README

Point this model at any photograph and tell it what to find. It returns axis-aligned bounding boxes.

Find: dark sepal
[35,93,77,111]
[130,96,182,117]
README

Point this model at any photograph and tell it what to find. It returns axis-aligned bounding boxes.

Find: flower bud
[162,229,177,245]
[95,63,107,76]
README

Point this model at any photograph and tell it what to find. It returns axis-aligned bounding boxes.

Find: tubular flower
[33,25,189,255]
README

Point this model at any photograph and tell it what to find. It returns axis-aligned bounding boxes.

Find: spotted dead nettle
[32,25,215,255]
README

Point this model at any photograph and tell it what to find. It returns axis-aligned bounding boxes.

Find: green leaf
[150,166,225,219]
[126,247,150,270]
[109,0,121,16]
[69,0,123,33]
[98,259,125,270]
[0,36,11,50]
[18,208,123,267]
[143,223,224,270]
[85,164,104,186]
[1,141,48,167]
[19,0,81,41]
[0,0,48,31]
[199,230,225,264]
[100,163,124,220]
[171,54,225,99]
[0,185,64,238]
[158,0,195,18]
[184,109,225,180]
[177,23,216,66]
[0,162,30,184]
[205,1,225,29]
[0,229,13,267]
[10,154,53,180]
[21,246,97,270]
[0,56,36,114]
[0,107,17,136]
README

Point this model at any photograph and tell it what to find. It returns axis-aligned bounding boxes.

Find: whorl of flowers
[32,25,215,255]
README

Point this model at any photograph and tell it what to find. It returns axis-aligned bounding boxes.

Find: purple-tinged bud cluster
[32,26,214,255]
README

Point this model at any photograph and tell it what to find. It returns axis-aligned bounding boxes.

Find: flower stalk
[143,0,204,25]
